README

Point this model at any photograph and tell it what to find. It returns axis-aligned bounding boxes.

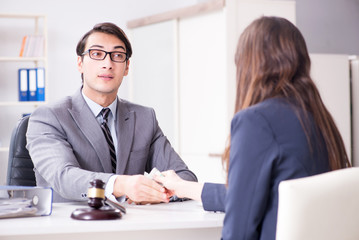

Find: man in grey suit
[26,22,197,203]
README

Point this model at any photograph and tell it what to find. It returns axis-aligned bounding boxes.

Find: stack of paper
[0,186,53,219]
[0,198,37,218]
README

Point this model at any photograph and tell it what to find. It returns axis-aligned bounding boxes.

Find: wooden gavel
[87,179,106,209]
[71,179,125,220]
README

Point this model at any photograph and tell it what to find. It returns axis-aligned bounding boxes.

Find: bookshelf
[0,14,48,184]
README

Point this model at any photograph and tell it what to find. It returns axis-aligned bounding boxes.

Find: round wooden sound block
[71,207,122,220]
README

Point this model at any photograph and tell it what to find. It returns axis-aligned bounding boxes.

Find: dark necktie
[100,108,117,173]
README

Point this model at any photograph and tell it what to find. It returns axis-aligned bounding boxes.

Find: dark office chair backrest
[6,115,36,186]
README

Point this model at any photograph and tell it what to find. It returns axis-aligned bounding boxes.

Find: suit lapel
[68,90,112,173]
[116,100,135,174]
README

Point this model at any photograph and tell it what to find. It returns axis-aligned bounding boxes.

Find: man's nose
[102,53,114,68]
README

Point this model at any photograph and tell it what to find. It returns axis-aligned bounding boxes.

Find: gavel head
[87,179,105,209]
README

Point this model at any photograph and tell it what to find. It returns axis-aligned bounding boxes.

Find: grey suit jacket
[26,89,197,202]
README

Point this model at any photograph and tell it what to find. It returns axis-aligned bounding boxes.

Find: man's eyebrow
[89,44,104,49]
[114,46,126,51]
[88,45,125,51]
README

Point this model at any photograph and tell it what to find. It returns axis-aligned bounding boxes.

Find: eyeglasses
[82,49,128,63]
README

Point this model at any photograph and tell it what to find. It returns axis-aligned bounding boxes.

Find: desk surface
[0,200,224,240]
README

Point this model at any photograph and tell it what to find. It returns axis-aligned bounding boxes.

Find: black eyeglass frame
[82,49,128,63]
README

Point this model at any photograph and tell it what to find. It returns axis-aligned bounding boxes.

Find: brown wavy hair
[223,16,350,177]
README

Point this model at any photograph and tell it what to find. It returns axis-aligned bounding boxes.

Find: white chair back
[276,167,359,240]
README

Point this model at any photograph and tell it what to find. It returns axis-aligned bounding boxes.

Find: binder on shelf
[18,68,28,101]
[36,67,45,101]
[28,69,37,101]
[0,186,53,219]
[23,35,34,57]
[34,35,45,57]
[19,36,27,57]
[19,35,44,57]
[17,67,46,102]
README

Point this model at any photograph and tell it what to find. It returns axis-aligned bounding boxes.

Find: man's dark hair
[76,22,132,59]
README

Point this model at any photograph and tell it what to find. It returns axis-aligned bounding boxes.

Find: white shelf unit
[0,14,48,185]
[0,57,47,61]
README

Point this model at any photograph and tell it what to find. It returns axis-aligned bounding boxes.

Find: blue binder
[36,68,45,101]
[28,68,37,101]
[18,69,28,101]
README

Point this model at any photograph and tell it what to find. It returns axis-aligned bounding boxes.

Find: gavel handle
[105,197,126,214]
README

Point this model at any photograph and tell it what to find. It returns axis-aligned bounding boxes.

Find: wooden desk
[0,200,224,240]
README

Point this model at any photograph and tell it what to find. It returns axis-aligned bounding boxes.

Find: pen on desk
[105,197,126,214]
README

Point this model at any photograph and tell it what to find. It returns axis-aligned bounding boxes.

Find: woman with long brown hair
[156,16,350,239]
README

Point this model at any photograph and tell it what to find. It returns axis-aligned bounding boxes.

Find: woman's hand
[155,170,204,201]
[154,170,186,198]
[113,175,169,204]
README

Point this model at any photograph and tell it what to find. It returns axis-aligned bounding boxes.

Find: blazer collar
[115,99,135,174]
[68,89,112,172]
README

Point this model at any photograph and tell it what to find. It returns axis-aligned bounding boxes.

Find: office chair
[6,115,36,186]
[276,167,359,240]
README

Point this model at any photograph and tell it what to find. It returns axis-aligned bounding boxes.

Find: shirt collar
[82,91,117,120]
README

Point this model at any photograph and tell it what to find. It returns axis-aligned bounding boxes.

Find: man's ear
[124,59,130,76]
[77,56,83,73]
